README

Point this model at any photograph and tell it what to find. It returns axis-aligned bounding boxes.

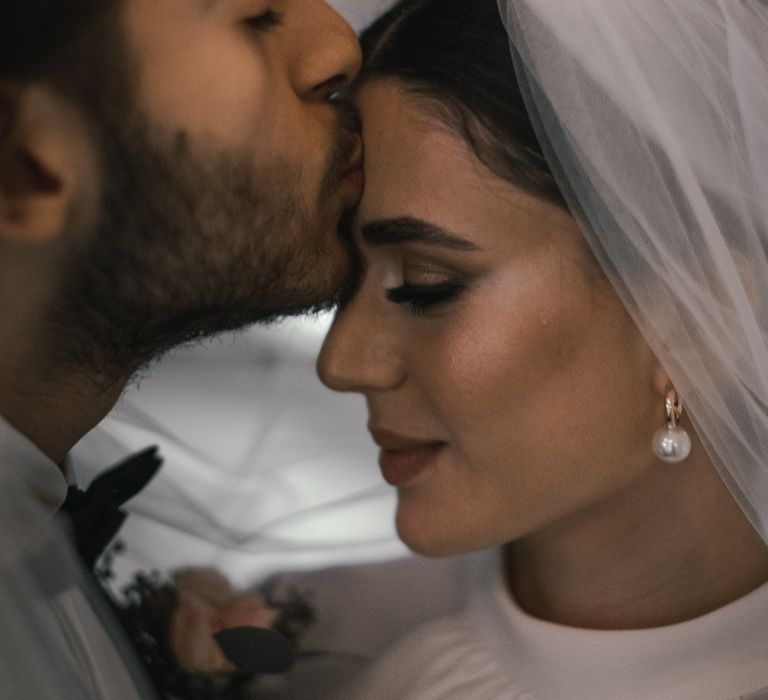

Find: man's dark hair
[360,0,564,207]
[1,0,122,131]
[1,0,112,82]
[1,0,129,170]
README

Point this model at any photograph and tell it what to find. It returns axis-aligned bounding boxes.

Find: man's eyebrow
[361,217,479,251]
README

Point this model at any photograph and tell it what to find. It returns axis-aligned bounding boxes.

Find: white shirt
[0,417,153,699]
[348,550,768,700]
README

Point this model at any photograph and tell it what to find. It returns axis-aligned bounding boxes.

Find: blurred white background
[331,0,394,29]
[73,0,405,588]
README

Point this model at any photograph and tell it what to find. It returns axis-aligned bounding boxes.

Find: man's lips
[343,140,364,175]
[339,143,364,205]
[370,428,445,487]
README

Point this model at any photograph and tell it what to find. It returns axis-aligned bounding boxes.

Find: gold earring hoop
[652,389,691,463]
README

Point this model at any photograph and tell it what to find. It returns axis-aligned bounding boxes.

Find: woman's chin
[396,508,486,558]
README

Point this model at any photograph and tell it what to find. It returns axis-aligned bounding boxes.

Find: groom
[1,0,363,465]
[0,0,362,696]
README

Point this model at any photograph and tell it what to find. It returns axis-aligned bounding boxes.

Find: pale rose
[173,568,237,608]
[169,568,279,674]
[219,596,280,631]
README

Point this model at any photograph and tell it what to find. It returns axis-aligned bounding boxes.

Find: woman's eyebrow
[361,217,479,251]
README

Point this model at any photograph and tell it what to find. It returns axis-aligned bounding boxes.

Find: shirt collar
[0,416,68,548]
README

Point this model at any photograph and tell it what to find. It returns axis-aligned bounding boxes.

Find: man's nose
[317,303,406,395]
[294,2,363,101]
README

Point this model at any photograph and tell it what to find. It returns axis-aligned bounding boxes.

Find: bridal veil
[497,0,768,543]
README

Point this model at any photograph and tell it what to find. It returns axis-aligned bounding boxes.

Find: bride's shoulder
[343,614,528,700]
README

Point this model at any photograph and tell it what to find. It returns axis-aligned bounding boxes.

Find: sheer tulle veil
[497,0,768,543]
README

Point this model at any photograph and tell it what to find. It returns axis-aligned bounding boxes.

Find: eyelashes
[385,282,466,316]
[246,10,283,32]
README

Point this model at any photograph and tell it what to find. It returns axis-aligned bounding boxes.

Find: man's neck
[0,362,130,464]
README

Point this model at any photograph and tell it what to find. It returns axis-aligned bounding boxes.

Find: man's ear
[0,83,99,245]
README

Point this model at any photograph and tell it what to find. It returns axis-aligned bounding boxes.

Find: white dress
[346,550,768,700]
[0,417,154,699]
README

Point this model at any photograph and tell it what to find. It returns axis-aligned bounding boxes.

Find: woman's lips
[370,429,445,487]
[379,444,444,486]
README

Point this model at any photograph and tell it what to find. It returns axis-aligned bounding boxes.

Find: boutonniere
[80,447,314,699]
[105,561,314,700]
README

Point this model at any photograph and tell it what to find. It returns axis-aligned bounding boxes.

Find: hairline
[358,73,568,210]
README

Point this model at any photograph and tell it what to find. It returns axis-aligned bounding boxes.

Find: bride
[317,0,768,697]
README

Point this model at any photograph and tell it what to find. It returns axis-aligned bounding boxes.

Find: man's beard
[48,102,360,379]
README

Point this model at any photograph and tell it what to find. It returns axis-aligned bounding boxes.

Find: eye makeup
[385,281,467,316]
[245,8,283,31]
[357,216,480,317]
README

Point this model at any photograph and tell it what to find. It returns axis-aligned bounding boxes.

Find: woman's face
[318,81,664,556]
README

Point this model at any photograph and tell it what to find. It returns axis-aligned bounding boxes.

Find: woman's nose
[317,302,406,394]
[293,2,363,100]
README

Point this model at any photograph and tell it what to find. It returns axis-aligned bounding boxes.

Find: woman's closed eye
[245,9,283,32]
[385,281,466,316]
[383,258,469,316]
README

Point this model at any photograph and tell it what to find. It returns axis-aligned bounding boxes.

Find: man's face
[56,1,363,371]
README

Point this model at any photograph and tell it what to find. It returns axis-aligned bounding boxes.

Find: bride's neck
[504,455,768,630]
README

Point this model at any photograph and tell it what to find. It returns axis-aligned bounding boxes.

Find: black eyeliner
[386,282,465,315]
[246,10,283,31]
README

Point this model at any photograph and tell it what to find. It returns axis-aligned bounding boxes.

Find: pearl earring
[652,389,691,463]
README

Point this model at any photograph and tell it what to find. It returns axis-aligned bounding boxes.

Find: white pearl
[652,427,692,463]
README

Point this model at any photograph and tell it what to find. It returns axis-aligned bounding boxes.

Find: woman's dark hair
[360,0,565,207]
